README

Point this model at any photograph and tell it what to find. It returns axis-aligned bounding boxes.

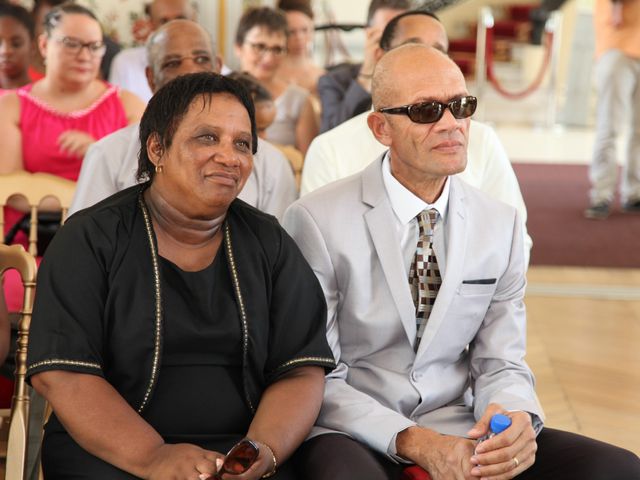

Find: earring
[155,164,163,173]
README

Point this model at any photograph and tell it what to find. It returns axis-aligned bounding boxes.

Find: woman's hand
[146,443,222,480]
[57,130,96,157]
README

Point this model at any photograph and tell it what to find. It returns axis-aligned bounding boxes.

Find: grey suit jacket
[283,156,544,455]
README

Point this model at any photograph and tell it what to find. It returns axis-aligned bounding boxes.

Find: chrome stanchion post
[545,10,563,129]
[474,7,493,122]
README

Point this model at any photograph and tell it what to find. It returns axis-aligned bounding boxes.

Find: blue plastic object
[489,414,512,434]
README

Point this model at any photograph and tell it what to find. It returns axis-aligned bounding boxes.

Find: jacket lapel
[362,156,417,343]
[415,177,468,358]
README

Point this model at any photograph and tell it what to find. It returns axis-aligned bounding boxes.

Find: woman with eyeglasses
[0,2,143,180]
[0,3,144,315]
[275,0,325,97]
[235,6,318,155]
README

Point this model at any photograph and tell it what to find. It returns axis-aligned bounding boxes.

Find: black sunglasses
[378,96,477,124]
[213,439,259,479]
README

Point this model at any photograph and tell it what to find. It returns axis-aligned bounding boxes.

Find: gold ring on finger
[513,457,520,468]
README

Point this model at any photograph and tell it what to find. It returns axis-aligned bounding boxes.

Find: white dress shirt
[382,153,450,276]
[109,47,152,103]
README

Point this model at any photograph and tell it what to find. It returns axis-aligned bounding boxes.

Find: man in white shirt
[108,0,195,102]
[71,20,297,220]
[302,10,532,262]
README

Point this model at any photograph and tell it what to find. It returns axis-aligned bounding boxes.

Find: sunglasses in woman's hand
[213,439,260,479]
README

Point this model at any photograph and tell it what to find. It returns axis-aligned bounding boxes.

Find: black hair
[138,72,258,183]
[226,71,273,103]
[379,9,441,51]
[277,0,314,20]
[43,2,101,37]
[32,0,66,15]
[0,3,35,38]
[366,0,411,25]
[235,6,288,46]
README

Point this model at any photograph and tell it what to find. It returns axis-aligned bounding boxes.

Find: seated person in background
[225,71,278,140]
[0,2,144,179]
[0,3,144,313]
[70,19,297,220]
[303,9,532,263]
[276,0,325,97]
[27,72,336,480]
[98,35,122,82]
[109,0,195,103]
[284,44,640,480]
[228,70,304,188]
[0,2,35,93]
[317,0,409,133]
[235,6,318,155]
[28,0,64,81]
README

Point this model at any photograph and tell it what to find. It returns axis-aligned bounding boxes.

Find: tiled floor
[485,90,639,457]
[526,267,640,456]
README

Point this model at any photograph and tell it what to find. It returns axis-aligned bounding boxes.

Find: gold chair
[0,172,76,256]
[275,145,305,190]
[0,244,37,480]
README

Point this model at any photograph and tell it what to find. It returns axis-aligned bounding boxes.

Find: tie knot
[417,208,439,236]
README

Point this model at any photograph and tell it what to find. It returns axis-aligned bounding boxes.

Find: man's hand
[357,27,383,92]
[467,405,537,479]
[397,426,476,480]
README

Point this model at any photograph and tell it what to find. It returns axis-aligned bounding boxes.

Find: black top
[142,254,250,443]
[27,184,335,419]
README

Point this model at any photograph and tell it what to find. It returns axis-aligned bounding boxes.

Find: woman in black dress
[26,72,335,479]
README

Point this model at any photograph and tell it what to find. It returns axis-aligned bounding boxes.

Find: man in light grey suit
[285,45,640,480]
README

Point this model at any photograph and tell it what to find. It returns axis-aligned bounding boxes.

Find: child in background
[228,71,304,187]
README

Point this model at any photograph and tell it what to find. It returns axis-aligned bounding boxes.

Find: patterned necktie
[409,208,441,349]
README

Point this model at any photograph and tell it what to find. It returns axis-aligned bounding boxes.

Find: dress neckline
[17,82,118,119]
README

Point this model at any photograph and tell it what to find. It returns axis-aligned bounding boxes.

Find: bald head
[368,44,471,202]
[146,19,220,92]
[372,43,464,110]
[380,11,448,53]
[149,0,194,29]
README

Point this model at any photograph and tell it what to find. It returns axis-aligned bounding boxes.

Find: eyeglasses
[54,36,106,58]
[378,96,477,124]
[213,439,259,479]
[246,41,286,57]
[160,54,213,71]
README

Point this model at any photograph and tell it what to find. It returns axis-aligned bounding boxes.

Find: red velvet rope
[485,26,553,99]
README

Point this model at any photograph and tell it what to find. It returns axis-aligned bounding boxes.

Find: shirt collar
[382,151,450,226]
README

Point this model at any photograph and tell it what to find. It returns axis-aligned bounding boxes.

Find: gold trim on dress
[27,358,102,374]
[138,194,163,414]
[224,223,256,414]
[276,357,336,371]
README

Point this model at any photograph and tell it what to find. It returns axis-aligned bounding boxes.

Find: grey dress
[265,84,309,148]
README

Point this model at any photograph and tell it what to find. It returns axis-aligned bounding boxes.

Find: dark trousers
[295,429,640,480]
